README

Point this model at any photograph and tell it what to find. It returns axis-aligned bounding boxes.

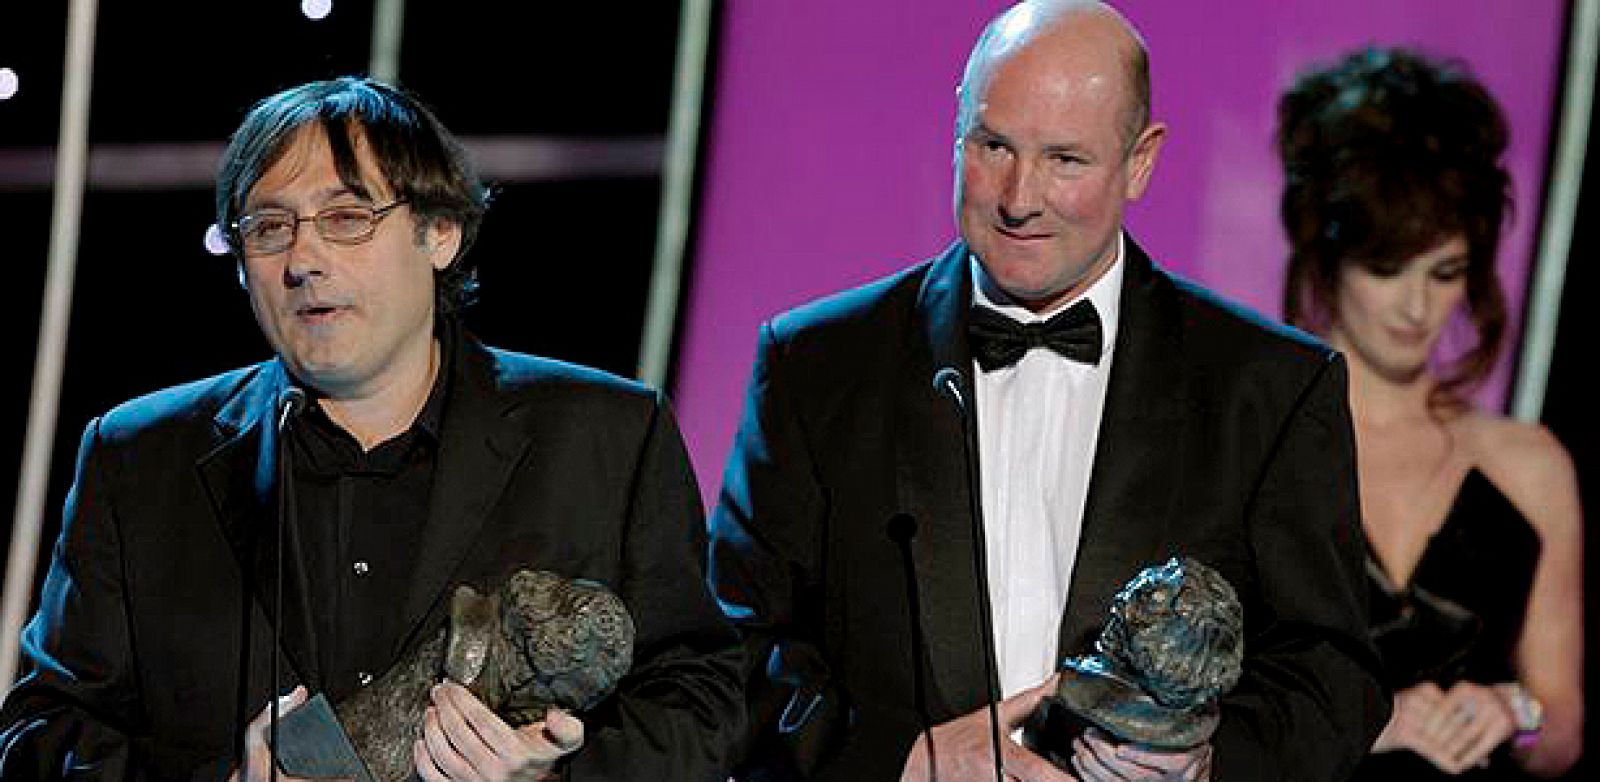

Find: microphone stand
[933,368,1005,782]
[271,388,306,782]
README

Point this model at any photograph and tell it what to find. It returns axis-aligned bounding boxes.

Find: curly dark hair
[216,76,490,314]
[1277,47,1509,405]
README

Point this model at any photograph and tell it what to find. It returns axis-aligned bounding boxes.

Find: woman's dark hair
[216,76,490,313]
[1277,47,1509,404]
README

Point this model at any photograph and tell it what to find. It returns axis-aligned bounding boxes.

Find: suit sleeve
[708,322,852,778]
[0,418,160,781]
[562,392,748,781]
[1211,356,1391,781]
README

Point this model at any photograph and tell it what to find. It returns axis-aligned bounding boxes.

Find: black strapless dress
[1352,469,1542,780]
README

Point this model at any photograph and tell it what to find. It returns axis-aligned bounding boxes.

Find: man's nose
[281,225,328,286]
[998,159,1043,227]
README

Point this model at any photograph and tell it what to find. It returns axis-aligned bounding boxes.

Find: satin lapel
[196,360,320,687]
[1057,240,1190,659]
[893,241,994,714]
[397,339,532,652]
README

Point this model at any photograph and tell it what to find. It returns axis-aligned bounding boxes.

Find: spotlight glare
[204,224,231,256]
[0,68,18,101]
[301,0,333,21]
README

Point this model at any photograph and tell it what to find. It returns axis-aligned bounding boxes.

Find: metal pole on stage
[370,0,406,84]
[2,0,101,688]
[1512,0,1597,421]
[637,0,714,387]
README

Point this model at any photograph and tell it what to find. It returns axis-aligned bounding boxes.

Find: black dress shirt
[285,333,451,702]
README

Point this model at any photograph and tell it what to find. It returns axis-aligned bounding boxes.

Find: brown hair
[1277,47,1508,405]
[217,77,490,314]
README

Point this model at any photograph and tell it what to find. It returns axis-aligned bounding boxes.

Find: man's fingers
[252,686,309,722]
[249,685,309,744]
[999,739,1078,781]
[1071,730,1211,781]
[1072,734,1133,781]
[422,705,482,781]
[999,676,1060,728]
[542,708,585,753]
[513,718,584,766]
[438,684,524,754]
[1088,730,1171,774]
[235,687,314,782]
[414,736,448,782]
[1110,740,1209,774]
[1072,743,1131,781]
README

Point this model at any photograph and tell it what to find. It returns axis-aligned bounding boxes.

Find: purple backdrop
[674,0,1566,504]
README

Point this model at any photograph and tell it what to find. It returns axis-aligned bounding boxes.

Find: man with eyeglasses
[0,77,743,781]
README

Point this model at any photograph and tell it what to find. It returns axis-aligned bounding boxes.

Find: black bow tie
[967,301,1103,371]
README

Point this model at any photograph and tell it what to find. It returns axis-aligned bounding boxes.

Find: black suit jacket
[710,239,1389,781]
[0,333,744,781]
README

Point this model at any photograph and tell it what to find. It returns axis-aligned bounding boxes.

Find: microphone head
[277,387,307,430]
[932,367,966,408]
[282,387,307,414]
[886,513,918,545]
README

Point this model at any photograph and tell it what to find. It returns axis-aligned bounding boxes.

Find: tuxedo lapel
[397,338,533,652]
[1057,240,1190,658]
[196,359,321,688]
[893,241,996,714]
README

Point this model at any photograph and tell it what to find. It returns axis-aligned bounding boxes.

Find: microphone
[886,514,935,776]
[932,367,1006,782]
[277,387,307,430]
[270,387,306,782]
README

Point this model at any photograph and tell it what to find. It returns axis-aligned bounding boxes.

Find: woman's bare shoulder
[1454,411,1581,537]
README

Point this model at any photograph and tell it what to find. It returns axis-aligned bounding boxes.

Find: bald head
[957,1,1151,152]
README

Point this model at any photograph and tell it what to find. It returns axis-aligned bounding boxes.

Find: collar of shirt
[290,318,456,477]
[968,231,1125,367]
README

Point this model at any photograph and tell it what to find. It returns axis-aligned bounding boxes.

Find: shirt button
[353,561,370,576]
[357,671,374,687]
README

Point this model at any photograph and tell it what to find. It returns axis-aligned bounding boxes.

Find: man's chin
[283,356,360,393]
[992,277,1073,312]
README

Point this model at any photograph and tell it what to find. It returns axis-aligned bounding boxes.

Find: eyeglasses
[231,199,409,256]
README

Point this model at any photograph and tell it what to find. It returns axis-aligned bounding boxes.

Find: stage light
[0,68,18,101]
[301,0,333,21]
[204,224,231,256]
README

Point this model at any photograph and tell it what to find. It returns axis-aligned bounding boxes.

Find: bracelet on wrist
[1496,682,1544,751]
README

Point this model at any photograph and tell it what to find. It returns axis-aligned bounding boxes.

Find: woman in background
[1277,47,1582,779]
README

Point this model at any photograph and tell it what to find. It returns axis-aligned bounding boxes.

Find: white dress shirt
[970,234,1123,699]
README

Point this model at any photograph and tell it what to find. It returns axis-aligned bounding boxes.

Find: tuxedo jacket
[710,239,1389,781]
[0,333,744,781]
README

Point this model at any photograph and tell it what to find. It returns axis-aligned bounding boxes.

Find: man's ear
[1124,121,1167,201]
[426,220,464,271]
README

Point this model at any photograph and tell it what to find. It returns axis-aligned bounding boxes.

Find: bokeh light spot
[301,0,333,22]
[204,224,232,256]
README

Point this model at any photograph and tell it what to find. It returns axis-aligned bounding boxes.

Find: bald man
[710,2,1388,780]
